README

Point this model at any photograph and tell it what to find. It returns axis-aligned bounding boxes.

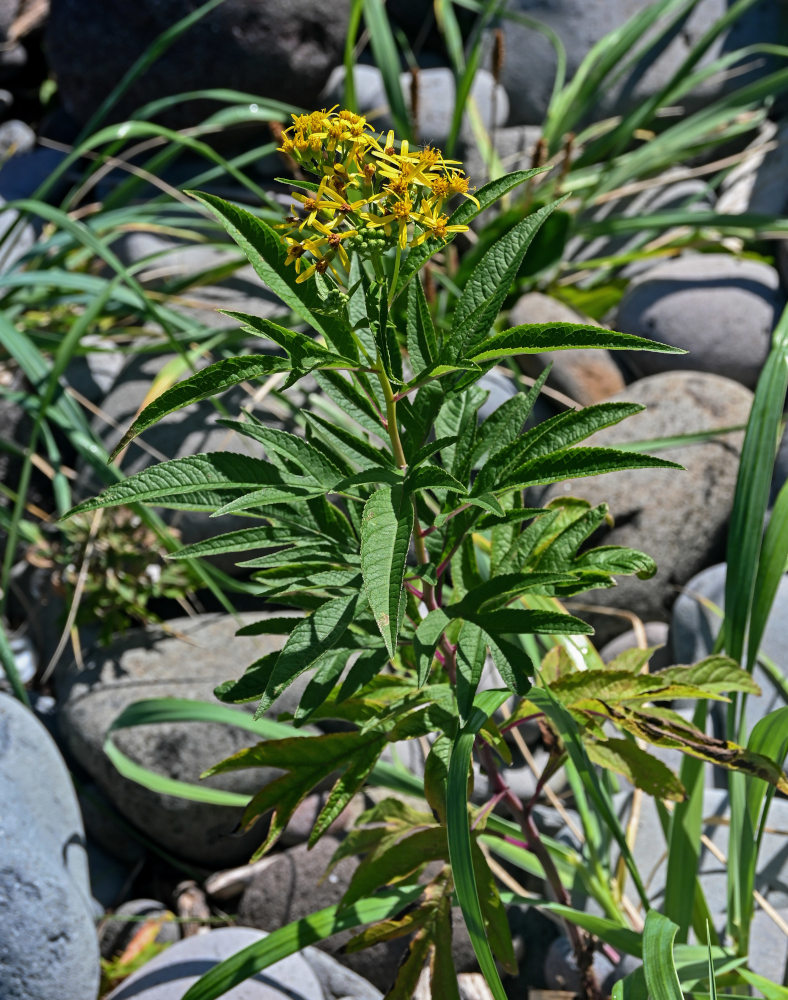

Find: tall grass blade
[447,689,510,1000]
[642,911,684,1000]
[362,0,410,137]
[181,885,425,1000]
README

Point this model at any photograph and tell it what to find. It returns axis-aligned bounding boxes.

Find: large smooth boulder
[46,0,350,127]
[0,693,100,1000]
[615,254,785,389]
[498,0,784,125]
[55,612,305,867]
[541,371,753,643]
[103,926,324,1000]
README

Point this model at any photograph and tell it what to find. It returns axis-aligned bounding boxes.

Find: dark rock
[615,253,784,388]
[669,562,788,739]
[47,0,350,128]
[0,692,100,1000]
[99,898,180,961]
[498,0,785,125]
[54,612,305,867]
[508,292,626,405]
[103,926,324,999]
[542,371,753,645]
[0,145,68,203]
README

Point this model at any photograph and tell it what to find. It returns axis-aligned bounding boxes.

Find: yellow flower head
[277,109,477,281]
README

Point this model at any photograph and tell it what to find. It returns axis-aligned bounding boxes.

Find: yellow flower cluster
[277,107,478,283]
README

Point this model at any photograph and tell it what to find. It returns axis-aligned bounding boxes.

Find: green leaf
[404,465,468,495]
[484,631,533,696]
[469,607,593,636]
[586,738,685,800]
[221,419,346,487]
[225,309,359,369]
[342,827,447,907]
[180,886,424,1000]
[446,690,511,1000]
[207,728,387,855]
[468,323,683,362]
[109,354,291,459]
[187,190,351,353]
[657,657,761,697]
[450,199,568,358]
[257,594,359,714]
[406,274,438,375]
[395,168,547,294]
[415,609,451,687]
[495,446,682,494]
[169,525,322,560]
[456,621,487,722]
[361,486,414,657]
[66,453,287,516]
[643,911,684,1000]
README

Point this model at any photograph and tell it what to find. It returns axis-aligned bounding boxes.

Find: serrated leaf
[408,436,459,469]
[256,593,358,714]
[314,370,386,440]
[342,826,447,907]
[405,465,468,495]
[494,446,683,494]
[407,274,438,375]
[415,609,450,687]
[450,572,582,617]
[206,728,387,857]
[188,190,352,355]
[221,419,345,486]
[395,169,546,294]
[484,630,533,696]
[657,657,761,697]
[224,309,358,369]
[304,410,394,470]
[169,525,321,560]
[473,369,551,466]
[573,545,658,580]
[67,453,288,516]
[109,355,292,458]
[456,621,487,722]
[468,322,683,362]
[586,738,685,801]
[450,200,567,359]
[361,486,414,657]
[235,616,301,637]
[466,607,593,637]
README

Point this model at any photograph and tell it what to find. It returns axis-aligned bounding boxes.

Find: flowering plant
[70,112,784,1000]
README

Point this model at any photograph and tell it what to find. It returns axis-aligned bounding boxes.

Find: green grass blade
[725,304,788,671]
[362,0,410,137]
[0,625,30,706]
[343,0,365,112]
[662,702,706,942]
[747,476,788,671]
[181,885,425,1000]
[447,689,510,1000]
[643,911,684,1000]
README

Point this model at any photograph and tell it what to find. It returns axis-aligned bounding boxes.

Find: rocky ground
[1,2,788,998]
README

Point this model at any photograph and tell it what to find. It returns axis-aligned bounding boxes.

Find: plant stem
[389,244,402,306]
[377,367,407,469]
